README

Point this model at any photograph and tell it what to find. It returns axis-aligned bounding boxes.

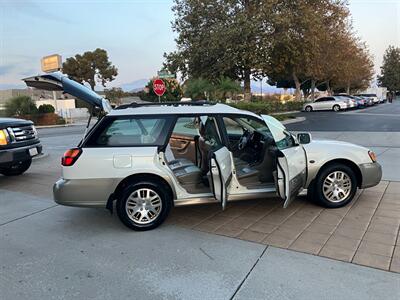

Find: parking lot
[1,101,400,299]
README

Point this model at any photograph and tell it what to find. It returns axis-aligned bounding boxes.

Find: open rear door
[261,115,307,208]
[23,73,111,113]
[210,146,232,210]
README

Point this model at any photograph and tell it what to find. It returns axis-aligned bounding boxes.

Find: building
[0,88,76,112]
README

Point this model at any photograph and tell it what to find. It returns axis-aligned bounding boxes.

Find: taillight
[62,148,82,166]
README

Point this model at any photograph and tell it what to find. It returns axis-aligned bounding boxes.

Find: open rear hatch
[23,73,111,113]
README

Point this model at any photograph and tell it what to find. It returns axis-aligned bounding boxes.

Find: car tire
[313,163,357,208]
[0,159,32,176]
[332,105,340,112]
[305,106,313,112]
[116,181,172,231]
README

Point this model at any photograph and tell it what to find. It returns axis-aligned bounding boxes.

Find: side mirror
[297,132,312,144]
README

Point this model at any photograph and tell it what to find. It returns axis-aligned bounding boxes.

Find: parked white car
[303,96,350,112]
[24,73,383,231]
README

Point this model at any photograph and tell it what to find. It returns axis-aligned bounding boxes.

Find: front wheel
[305,106,313,112]
[313,164,357,208]
[0,159,32,176]
[332,105,340,112]
[116,181,172,231]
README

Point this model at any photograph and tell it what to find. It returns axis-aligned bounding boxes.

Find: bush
[38,104,55,114]
[5,96,38,117]
[229,100,305,114]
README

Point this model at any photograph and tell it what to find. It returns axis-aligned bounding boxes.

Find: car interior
[221,116,276,188]
[165,115,277,194]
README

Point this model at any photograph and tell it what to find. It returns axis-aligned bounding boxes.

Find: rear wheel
[305,106,313,112]
[313,164,357,208]
[0,159,32,176]
[116,181,172,231]
[332,105,340,112]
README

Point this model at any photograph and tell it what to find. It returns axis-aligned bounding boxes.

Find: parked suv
[24,73,382,231]
[0,118,42,176]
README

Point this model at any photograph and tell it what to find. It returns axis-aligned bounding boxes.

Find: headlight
[32,125,38,137]
[368,150,377,162]
[0,129,10,146]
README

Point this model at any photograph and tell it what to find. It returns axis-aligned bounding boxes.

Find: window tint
[85,116,172,147]
[315,98,326,102]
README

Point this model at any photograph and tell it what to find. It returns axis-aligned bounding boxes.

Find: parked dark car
[0,118,42,176]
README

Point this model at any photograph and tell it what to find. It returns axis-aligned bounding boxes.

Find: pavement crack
[0,204,58,227]
[230,246,268,300]
[199,247,214,260]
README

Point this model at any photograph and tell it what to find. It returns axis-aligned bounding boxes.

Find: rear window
[84,116,173,147]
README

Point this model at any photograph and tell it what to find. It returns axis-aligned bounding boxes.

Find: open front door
[210,147,232,210]
[23,73,111,113]
[261,115,307,208]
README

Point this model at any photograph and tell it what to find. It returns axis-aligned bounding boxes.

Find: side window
[327,97,335,101]
[315,98,325,102]
[85,116,172,147]
[172,117,199,137]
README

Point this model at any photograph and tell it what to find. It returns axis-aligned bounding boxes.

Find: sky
[0,0,399,90]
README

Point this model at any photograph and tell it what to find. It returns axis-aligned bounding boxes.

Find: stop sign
[153,79,166,97]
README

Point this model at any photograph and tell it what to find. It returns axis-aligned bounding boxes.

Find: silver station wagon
[24,73,382,231]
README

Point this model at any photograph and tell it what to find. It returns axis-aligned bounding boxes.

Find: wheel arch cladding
[317,159,362,188]
[106,173,174,212]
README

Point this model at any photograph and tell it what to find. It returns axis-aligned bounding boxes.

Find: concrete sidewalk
[1,192,399,300]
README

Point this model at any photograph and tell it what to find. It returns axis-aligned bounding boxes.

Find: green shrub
[229,100,304,115]
[38,104,55,114]
[5,96,38,117]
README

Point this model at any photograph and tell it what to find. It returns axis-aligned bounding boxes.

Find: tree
[215,76,242,100]
[141,78,183,102]
[184,78,214,100]
[267,0,351,100]
[104,87,126,105]
[5,96,38,117]
[164,0,274,101]
[62,48,118,91]
[38,104,55,114]
[378,46,400,93]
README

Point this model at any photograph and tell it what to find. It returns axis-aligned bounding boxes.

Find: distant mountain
[120,79,148,92]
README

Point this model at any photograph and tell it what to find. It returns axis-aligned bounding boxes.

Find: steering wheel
[238,130,251,150]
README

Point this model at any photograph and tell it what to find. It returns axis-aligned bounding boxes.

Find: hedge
[229,100,305,114]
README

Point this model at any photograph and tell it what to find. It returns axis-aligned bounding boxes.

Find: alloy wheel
[125,188,162,224]
[322,171,352,203]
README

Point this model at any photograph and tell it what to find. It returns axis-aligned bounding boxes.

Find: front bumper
[53,178,117,208]
[360,162,382,189]
[0,143,42,167]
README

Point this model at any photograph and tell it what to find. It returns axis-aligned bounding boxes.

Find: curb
[272,110,301,115]
[281,116,306,125]
[36,123,85,129]
[32,153,49,161]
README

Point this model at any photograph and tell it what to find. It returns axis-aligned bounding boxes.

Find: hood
[305,138,368,152]
[0,117,33,128]
[23,73,111,113]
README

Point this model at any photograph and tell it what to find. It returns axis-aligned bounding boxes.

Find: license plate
[29,147,38,156]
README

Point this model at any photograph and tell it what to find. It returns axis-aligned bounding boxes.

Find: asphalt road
[286,100,400,132]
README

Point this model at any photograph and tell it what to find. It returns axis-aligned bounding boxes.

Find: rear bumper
[53,178,117,208]
[0,143,42,167]
[360,162,382,189]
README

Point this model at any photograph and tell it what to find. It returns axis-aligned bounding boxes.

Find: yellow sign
[41,54,62,73]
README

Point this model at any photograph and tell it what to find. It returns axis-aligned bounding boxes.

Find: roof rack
[115,100,215,110]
